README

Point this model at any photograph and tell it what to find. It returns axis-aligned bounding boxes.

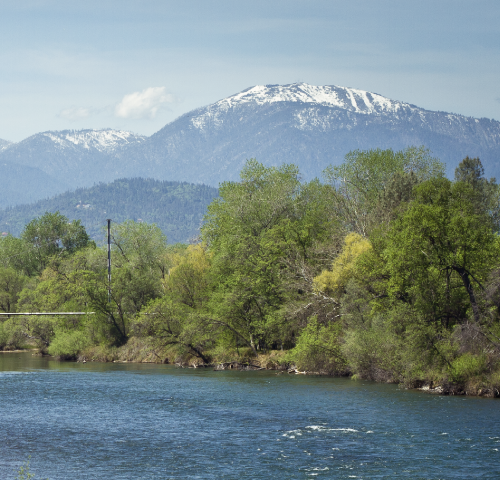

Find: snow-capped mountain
[195,83,414,123]
[0,129,146,206]
[2,83,500,208]
[188,83,499,138]
[117,82,500,185]
[38,129,146,153]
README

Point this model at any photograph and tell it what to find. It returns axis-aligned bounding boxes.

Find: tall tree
[323,146,444,236]
[384,177,499,325]
[454,156,500,228]
[202,160,334,353]
[20,212,92,276]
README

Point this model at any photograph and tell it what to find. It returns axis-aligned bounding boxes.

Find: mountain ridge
[123,82,500,184]
[0,129,147,207]
[0,178,218,244]
[2,82,500,208]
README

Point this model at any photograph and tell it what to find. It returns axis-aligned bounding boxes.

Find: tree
[13,251,96,352]
[454,156,500,228]
[20,212,92,276]
[202,160,335,353]
[313,232,371,298]
[0,267,27,313]
[286,316,347,375]
[384,177,499,325]
[136,298,214,363]
[134,244,215,363]
[0,235,30,273]
[164,244,211,308]
[83,221,169,346]
[323,146,444,236]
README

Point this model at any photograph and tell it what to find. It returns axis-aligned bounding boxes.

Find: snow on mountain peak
[189,83,417,131]
[42,129,146,153]
[221,83,414,113]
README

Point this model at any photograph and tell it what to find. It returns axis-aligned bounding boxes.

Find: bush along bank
[1,150,500,397]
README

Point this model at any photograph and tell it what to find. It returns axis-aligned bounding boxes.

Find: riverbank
[74,338,500,399]
[74,337,291,371]
[4,338,499,398]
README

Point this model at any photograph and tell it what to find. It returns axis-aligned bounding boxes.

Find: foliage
[47,329,93,358]
[454,156,499,217]
[449,353,488,383]
[323,146,443,235]
[134,244,214,362]
[14,456,48,480]
[384,177,500,325]
[0,211,92,277]
[0,267,26,313]
[202,159,336,354]
[21,211,92,276]
[2,152,500,393]
[286,316,347,374]
[313,233,371,298]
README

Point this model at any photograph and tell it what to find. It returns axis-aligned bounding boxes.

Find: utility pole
[107,219,111,304]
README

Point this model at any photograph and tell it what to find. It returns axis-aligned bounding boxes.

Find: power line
[0,312,94,316]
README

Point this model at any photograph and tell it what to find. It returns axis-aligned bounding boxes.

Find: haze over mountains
[2,82,500,209]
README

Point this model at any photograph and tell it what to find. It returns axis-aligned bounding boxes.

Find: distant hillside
[0,129,146,206]
[3,83,500,208]
[0,178,219,244]
[0,159,68,209]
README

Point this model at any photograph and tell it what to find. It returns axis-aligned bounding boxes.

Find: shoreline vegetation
[5,345,497,398]
[2,148,500,398]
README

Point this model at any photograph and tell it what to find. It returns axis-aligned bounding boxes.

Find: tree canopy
[1,152,500,394]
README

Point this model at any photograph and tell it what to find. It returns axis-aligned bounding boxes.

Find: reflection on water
[0,352,499,479]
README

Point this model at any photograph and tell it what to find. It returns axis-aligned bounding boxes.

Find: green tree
[384,177,499,325]
[134,243,215,363]
[0,235,30,273]
[82,221,169,346]
[454,156,500,227]
[13,252,96,352]
[20,212,92,276]
[323,146,444,235]
[202,160,335,353]
[0,267,27,313]
[286,316,346,374]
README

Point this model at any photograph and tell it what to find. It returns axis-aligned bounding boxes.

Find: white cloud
[58,106,95,121]
[57,105,113,121]
[114,87,174,119]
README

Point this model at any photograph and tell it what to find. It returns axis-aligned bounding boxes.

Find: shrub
[449,353,487,383]
[286,317,347,375]
[47,330,92,359]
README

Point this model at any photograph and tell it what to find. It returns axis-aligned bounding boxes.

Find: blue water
[0,353,499,479]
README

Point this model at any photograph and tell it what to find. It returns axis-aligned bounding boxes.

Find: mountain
[2,83,500,209]
[0,178,218,244]
[0,159,67,209]
[119,83,500,183]
[0,138,11,152]
[0,129,146,207]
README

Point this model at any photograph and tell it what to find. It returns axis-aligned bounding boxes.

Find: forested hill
[0,178,218,244]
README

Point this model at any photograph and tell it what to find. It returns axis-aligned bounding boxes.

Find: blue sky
[1,0,499,142]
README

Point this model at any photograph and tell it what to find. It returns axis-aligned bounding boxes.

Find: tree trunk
[453,266,480,323]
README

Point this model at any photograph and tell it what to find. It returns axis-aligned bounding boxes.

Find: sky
[1,0,499,142]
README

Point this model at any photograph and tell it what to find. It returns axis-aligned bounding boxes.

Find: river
[0,352,499,479]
